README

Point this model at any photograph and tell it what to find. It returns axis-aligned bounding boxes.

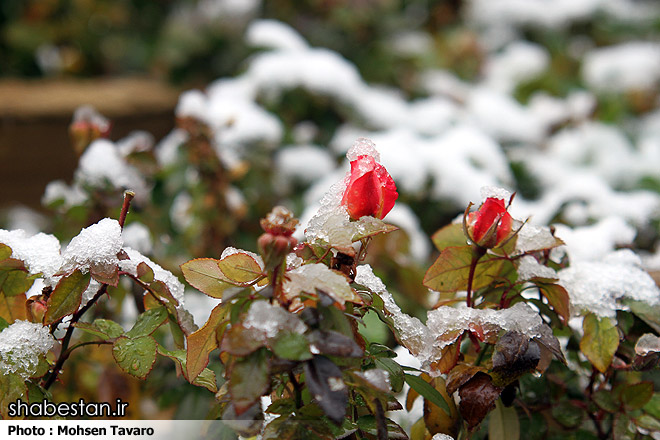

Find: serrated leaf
[112,335,157,380]
[580,313,619,373]
[136,262,154,283]
[431,223,468,252]
[157,345,217,393]
[304,355,348,425]
[92,319,125,338]
[405,374,451,416]
[181,258,234,298]
[423,246,505,292]
[489,399,520,440]
[538,283,570,325]
[269,331,312,361]
[126,306,168,338]
[186,302,228,382]
[619,382,654,411]
[44,270,91,325]
[357,415,408,440]
[218,253,263,285]
[230,349,270,415]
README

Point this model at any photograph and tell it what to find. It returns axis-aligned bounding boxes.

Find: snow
[559,249,660,318]
[0,229,63,279]
[122,222,153,255]
[483,41,550,93]
[552,217,636,262]
[119,247,186,309]
[61,218,123,275]
[283,263,354,305]
[275,145,336,184]
[242,301,307,338]
[0,321,54,379]
[42,180,88,208]
[245,19,308,51]
[582,42,660,93]
[517,255,558,281]
[346,137,381,162]
[635,333,660,356]
[355,264,553,373]
[76,139,148,200]
[480,186,513,202]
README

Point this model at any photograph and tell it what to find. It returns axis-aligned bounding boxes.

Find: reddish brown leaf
[458,373,503,429]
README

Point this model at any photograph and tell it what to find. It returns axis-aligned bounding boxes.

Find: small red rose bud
[26,296,48,324]
[341,154,398,220]
[464,196,513,249]
[69,105,111,155]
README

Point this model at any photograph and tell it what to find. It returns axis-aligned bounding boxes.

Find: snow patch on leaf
[0,321,54,379]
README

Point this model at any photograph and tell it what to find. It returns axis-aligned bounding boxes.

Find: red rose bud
[341,154,398,220]
[464,197,513,249]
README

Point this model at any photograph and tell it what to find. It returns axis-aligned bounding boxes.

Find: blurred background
[1,0,660,420]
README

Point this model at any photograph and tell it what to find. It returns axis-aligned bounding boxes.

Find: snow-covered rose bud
[464,197,513,249]
[341,155,398,220]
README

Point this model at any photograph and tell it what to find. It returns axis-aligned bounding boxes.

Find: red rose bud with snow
[341,154,398,220]
[464,196,513,249]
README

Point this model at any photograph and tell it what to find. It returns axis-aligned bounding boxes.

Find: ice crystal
[0,321,54,379]
[480,186,512,202]
[356,264,551,374]
[355,369,391,393]
[517,255,558,281]
[346,137,381,162]
[242,301,307,338]
[559,249,660,318]
[220,247,264,269]
[635,334,660,356]
[61,218,122,275]
[514,223,561,255]
[283,263,356,305]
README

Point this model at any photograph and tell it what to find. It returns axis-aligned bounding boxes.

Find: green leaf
[637,414,660,431]
[266,399,297,415]
[423,246,504,292]
[431,223,468,252]
[404,374,451,416]
[619,382,654,411]
[269,331,312,361]
[157,345,217,393]
[375,358,404,393]
[644,393,660,419]
[538,283,571,325]
[0,372,27,418]
[181,258,234,298]
[0,244,12,260]
[44,270,91,325]
[136,262,154,283]
[489,399,520,440]
[580,313,619,373]
[218,253,263,285]
[186,302,228,382]
[0,260,34,297]
[126,306,168,338]
[0,316,8,332]
[112,335,157,380]
[356,415,408,440]
[551,401,584,428]
[92,319,125,339]
[593,389,619,413]
[74,322,115,340]
[230,349,270,414]
[613,414,636,440]
[623,299,660,333]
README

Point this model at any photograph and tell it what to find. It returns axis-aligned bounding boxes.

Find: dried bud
[69,105,111,155]
[260,206,298,236]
